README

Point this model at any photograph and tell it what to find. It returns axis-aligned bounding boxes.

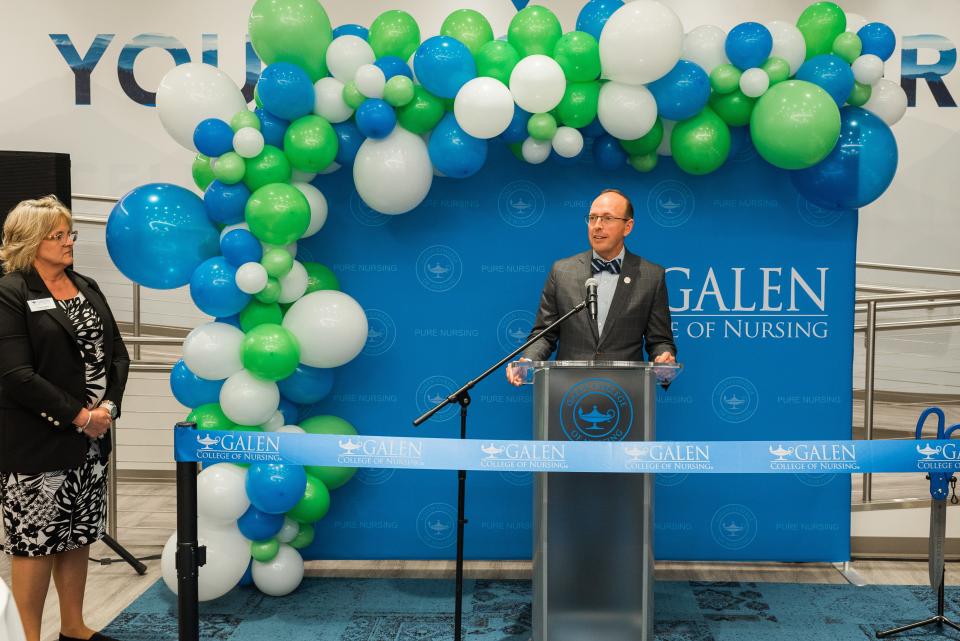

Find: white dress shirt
[593,248,625,337]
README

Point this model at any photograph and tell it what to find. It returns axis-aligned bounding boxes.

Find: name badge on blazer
[27,298,56,312]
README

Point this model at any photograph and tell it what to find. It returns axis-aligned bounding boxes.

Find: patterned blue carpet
[102,578,960,640]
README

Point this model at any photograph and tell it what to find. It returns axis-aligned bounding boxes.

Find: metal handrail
[857,261,960,277]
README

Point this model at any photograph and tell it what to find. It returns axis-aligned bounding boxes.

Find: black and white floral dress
[1,292,109,556]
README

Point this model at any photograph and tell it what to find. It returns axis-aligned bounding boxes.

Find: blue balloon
[413,36,476,99]
[239,560,254,586]
[237,505,285,540]
[278,365,334,405]
[375,56,413,80]
[858,22,896,61]
[647,60,711,121]
[796,54,855,106]
[355,99,397,139]
[189,257,251,318]
[592,134,627,170]
[193,118,234,157]
[792,106,898,210]
[255,108,289,148]
[216,314,242,329]
[428,113,487,178]
[107,183,219,290]
[220,228,263,267]
[170,359,225,406]
[332,121,365,165]
[245,463,307,514]
[278,397,299,425]
[725,22,773,70]
[257,62,314,121]
[579,118,607,139]
[333,24,368,40]
[499,106,530,144]
[576,0,624,41]
[203,181,250,226]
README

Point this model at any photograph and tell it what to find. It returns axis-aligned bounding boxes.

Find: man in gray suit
[507,189,676,385]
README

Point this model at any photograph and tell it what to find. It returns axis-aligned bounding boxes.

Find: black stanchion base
[878,615,960,638]
[89,533,149,575]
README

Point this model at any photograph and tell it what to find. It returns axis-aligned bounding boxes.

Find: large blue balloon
[428,113,487,178]
[499,106,530,144]
[648,60,711,121]
[355,99,397,139]
[257,62,314,121]
[106,183,219,290]
[333,120,365,164]
[189,257,251,318]
[375,56,413,80]
[220,228,263,267]
[245,463,307,515]
[413,36,476,99]
[333,24,368,40]
[576,0,624,41]
[278,365,334,405]
[593,134,627,170]
[255,107,289,148]
[237,505,285,540]
[725,22,773,70]
[858,22,896,61]
[792,106,898,210]
[278,397,299,425]
[170,359,224,406]
[795,54,855,106]
[193,118,234,157]
[203,180,250,225]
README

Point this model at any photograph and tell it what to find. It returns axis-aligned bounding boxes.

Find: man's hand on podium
[653,351,676,364]
[506,358,531,387]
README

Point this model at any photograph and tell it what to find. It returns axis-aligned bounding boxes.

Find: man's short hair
[598,188,634,219]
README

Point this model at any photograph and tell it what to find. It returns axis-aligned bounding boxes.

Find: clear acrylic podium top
[509,360,682,386]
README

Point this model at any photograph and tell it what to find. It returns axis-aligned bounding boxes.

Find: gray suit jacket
[522,249,676,362]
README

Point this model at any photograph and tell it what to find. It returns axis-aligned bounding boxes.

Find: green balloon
[397,85,445,134]
[475,40,521,86]
[231,424,263,433]
[186,403,236,431]
[796,2,847,59]
[629,153,658,173]
[284,115,338,173]
[528,112,557,140]
[303,262,340,293]
[555,81,600,128]
[261,247,293,278]
[243,145,291,192]
[192,154,215,190]
[289,523,314,549]
[251,538,280,562]
[671,107,731,176]
[708,89,756,127]
[749,79,841,170]
[230,110,261,132]
[249,0,333,81]
[710,64,741,94]
[342,81,365,109]
[847,81,872,106]
[241,323,300,381]
[255,278,282,304]
[832,32,862,64]
[508,5,562,58]
[553,31,600,82]
[440,9,493,56]
[301,415,358,490]
[761,57,791,86]
[620,117,663,156]
[508,142,524,162]
[254,85,263,109]
[287,475,330,523]
[384,75,415,107]
[239,300,283,332]
[245,182,309,245]
[369,10,420,60]
[212,152,245,185]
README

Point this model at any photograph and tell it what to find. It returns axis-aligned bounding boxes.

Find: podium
[517,360,680,641]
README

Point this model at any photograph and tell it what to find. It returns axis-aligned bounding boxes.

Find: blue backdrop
[297,137,857,562]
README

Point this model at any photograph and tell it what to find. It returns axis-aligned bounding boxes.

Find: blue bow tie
[591,258,622,275]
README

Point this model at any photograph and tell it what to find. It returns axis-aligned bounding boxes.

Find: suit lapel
[23,269,77,344]
[598,251,642,348]
[576,251,600,345]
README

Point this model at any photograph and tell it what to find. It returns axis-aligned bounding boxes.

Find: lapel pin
[624,276,631,284]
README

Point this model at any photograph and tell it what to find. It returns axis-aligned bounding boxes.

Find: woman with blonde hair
[0,196,129,641]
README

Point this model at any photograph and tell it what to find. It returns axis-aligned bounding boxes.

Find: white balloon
[277,425,306,434]
[326,35,375,83]
[599,1,683,85]
[220,222,248,240]
[845,12,868,34]
[161,520,250,601]
[156,63,248,151]
[318,161,342,175]
[454,77,515,139]
[509,55,566,113]
[767,21,806,75]
[597,81,657,140]
[292,182,328,237]
[277,517,300,543]
[313,77,354,123]
[355,64,386,99]
[683,25,728,74]
[283,290,368,368]
[739,68,770,98]
[220,370,280,426]
[552,127,584,158]
[233,127,265,159]
[197,464,249,523]
[235,262,268,294]
[259,411,285,432]
[278,261,308,304]
[864,78,908,126]
[252,544,304,597]
[353,126,433,215]
[521,137,551,164]
[657,119,676,156]
[290,170,317,183]
[852,54,884,85]
[183,322,244,381]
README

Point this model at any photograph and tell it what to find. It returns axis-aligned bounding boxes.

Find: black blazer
[0,268,130,474]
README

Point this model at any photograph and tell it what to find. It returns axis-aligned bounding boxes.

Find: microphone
[585,278,599,321]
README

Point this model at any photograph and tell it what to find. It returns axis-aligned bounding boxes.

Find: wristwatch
[99,400,118,419]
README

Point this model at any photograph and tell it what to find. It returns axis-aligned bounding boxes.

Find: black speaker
[0,151,72,229]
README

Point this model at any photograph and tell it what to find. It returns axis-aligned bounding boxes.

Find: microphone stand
[413,298,588,641]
